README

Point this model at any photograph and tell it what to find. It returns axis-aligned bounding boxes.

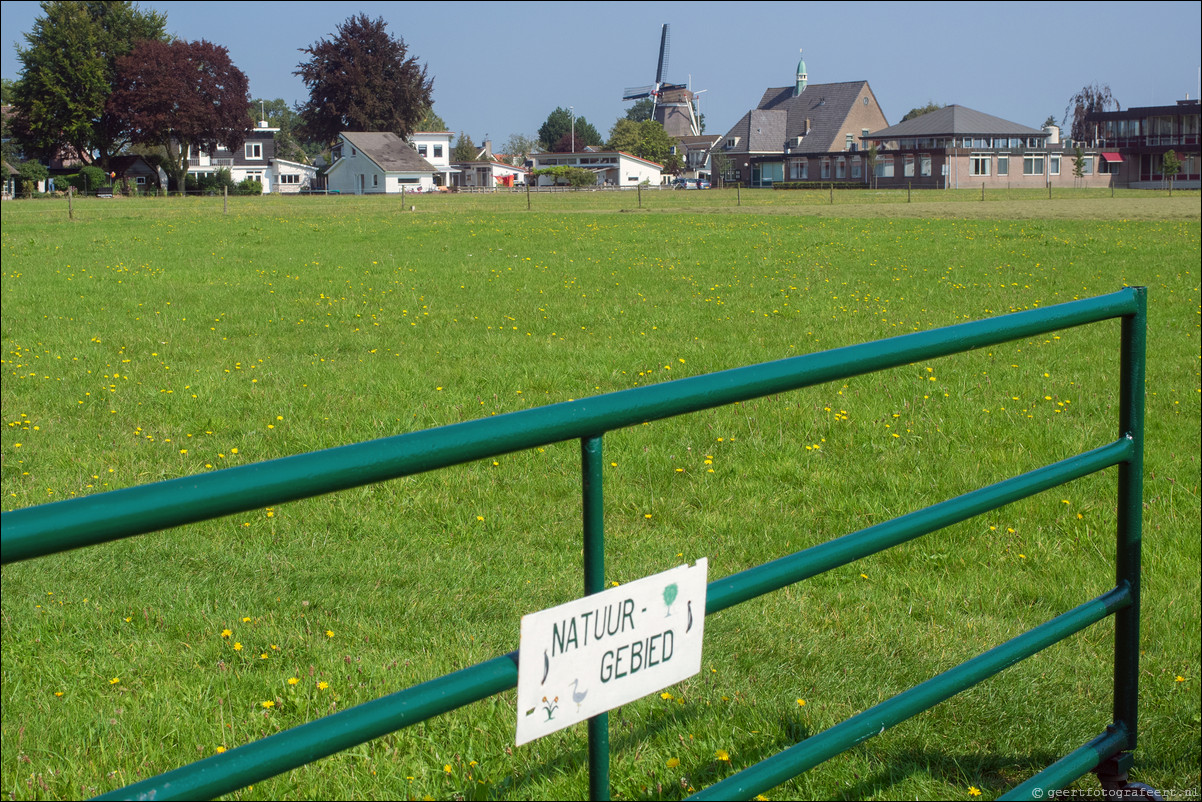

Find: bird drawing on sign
[570,678,588,712]
[686,599,694,633]
[542,649,550,685]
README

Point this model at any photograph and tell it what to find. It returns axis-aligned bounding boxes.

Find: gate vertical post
[1114,286,1146,750]
[581,435,610,800]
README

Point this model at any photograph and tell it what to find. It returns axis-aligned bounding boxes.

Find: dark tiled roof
[108,155,155,174]
[341,132,436,172]
[719,81,874,153]
[869,105,1043,138]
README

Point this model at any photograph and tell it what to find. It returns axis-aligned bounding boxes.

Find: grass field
[2,190,1199,801]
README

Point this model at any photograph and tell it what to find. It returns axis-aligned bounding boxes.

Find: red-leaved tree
[108,39,250,191]
[295,14,433,147]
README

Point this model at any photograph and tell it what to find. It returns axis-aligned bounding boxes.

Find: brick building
[1084,99,1200,189]
[710,51,888,187]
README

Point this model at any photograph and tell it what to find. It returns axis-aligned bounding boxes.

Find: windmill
[621,24,700,138]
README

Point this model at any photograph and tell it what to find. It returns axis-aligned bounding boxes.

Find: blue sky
[3,0,1200,147]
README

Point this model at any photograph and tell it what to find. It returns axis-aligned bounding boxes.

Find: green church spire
[795,49,808,96]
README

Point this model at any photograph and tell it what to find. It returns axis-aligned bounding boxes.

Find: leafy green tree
[606,118,641,154]
[10,1,168,165]
[452,132,477,161]
[606,118,677,164]
[500,133,536,162]
[17,159,49,196]
[417,105,447,131]
[1072,145,1086,184]
[1161,149,1182,195]
[900,101,944,122]
[295,14,433,147]
[251,97,311,164]
[538,107,601,152]
[1,78,16,104]
[624,98,654,123]
[108,38,250,191]
[710,149,731,188]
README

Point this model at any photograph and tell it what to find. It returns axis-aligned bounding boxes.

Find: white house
[186,121,317,193]
[325,132,438,194]
[528,149,664,186]
[407,130,456,187]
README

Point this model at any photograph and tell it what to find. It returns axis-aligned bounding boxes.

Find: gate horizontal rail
[1,287,1147,801]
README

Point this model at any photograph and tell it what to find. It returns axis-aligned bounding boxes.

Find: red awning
[1101,152,1123,163]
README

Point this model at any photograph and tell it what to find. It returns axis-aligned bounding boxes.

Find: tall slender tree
[107,39,250,191]
[10,0,168,166]
[1063,84,1119,144]
[295,14,434,146]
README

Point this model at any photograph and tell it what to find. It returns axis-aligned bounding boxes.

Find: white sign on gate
[515,559,707,746]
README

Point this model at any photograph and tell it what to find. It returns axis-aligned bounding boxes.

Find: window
[997,155,1008,176]
[790,158,808,180]
[845,133,854,150]
[852,156,862,179]
[971,153,991,176]
[373,174,378,187]
[135,176,146,184]
[417,145,428,157]
[433,145,443,158]
[245,143,262,159]
[875,156,894,178]
[1081,156,1093,175]
[904,154,914,177]
[280,174,300,184]
[920,154,932,177]
[835,157,846,179]
[1023,154,1044,175]
[821,158,830,179]
[1049,155,1060,176]
[398,177,419,184]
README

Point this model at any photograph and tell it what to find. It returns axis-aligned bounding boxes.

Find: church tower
[794,49,808,96]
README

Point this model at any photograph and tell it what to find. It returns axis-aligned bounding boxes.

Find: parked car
[672,178,711,190]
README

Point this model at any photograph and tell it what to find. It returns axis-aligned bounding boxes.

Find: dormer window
[245,143,262,159]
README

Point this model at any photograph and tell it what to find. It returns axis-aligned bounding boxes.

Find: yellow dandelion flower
[666,757,680,768]
[715,749,730,762]
[233,642,242,651]
[317,681,329,690]
[216,746,227,754]
[796,698,806,706]
[261,700,274,709]
[661,692,674,700]
[221,629,232,638]
[288,677,300,685]
[969,787,982,797]
[109,677,120,685]
[325,630,334,638]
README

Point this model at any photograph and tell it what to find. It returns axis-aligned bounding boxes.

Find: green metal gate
[1,287,1149,801]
